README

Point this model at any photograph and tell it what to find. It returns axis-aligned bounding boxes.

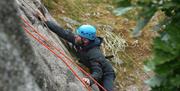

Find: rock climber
[36,12,115,91]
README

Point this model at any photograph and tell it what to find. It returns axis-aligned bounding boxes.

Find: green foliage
[43,0,54,9]
[113,7,133,16]
[148,10,180,90]
[114,0,180,90]
[114,0,131,7]
[114,0,180,37]
[87,0,104,4]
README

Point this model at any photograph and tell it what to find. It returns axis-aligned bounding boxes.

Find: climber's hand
[82,77,90,86]
[34,10,47,21]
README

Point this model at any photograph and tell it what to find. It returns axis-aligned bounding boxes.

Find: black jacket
[46,21,115,84]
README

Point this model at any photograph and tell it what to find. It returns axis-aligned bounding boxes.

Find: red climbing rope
[20,21,91,91]
[20,16,107,91]
[18,0,107,90]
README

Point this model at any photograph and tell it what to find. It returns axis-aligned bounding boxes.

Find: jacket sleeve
[89,59,103,85]
[45,21,76,44]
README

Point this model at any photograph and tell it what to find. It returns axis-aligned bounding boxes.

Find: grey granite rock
[0,0,99,91]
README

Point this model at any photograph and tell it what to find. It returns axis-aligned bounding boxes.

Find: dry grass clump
[98,27,127,66]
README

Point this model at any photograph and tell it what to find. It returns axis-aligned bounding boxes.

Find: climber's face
[75,35,90,46]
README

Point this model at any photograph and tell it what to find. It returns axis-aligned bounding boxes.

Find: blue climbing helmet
[76,24,96,40]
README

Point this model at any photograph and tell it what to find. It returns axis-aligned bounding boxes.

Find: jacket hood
[93,37,103,46]
[81,37,103,51]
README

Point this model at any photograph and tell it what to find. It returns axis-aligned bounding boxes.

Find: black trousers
[98,73,115,91]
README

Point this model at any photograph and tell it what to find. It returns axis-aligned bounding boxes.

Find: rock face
[0,0,98,91]
[0,0,41,91]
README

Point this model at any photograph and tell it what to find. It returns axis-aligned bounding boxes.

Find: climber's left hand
[34,10,47,21]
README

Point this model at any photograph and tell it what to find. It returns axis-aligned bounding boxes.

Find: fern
[114,0,180,90]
